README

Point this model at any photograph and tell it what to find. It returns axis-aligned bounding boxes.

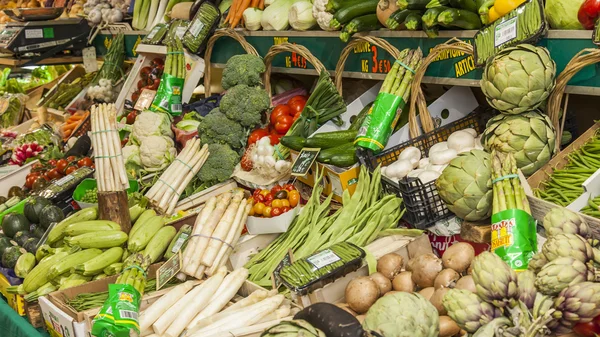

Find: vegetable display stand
[98,191,131,233]
[203,29,258,97]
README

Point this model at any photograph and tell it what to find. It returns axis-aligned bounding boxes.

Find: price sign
[291,148,320,177]
[134,89,157,111]
[156,250,182,291]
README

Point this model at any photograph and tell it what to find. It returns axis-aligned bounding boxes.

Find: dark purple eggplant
[189,0,205,19]
[294,303,367,337]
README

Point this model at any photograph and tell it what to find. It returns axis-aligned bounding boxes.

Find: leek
[261,0,304,30]
[243,8,263,31]
[145,0,161,31]
[150,0,170,28]
[289,0,316,31]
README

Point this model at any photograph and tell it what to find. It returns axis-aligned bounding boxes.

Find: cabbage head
[139,136,176,172]
[122,145,142,178]
[545,0,585,30]
[131,111,174,145]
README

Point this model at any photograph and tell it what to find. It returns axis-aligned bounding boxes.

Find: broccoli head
[197,108,246,150]
[197,143,240,185]
[221,54,266,90]
[220,85,270,129]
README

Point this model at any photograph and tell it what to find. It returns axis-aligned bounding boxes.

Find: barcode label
[146,26,160,40]
[306,249,340,269]
[119,310,138,320]
[189,20,205,38]
[495,17,517,47]
[171,234,188,253]
[175,26,187,39]
[159,99,169,110]
[171,104,182,113]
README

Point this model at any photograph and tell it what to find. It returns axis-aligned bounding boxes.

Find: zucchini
[437,8,482,29]
[165,225,192,259]
[397,0,430,10]
[386,9,422,30]
[64,231,128,249]
[340,14,382,42]
[104,262,123,276]
[47,249,102,280]
[317,142,355,164]
[130,209,157,238]
[72,247,124,276]
[64,220,121,237]
[144,226,177,263]
[59,274,91,290]
[449,0,477,12]
[426,0,449,8]
[349,102,373,131]
[405,13,423,30]
[15,252,36,278]
[280,136,306,152]
[128,215,166,252]
[306,130,358,149]
[47,207,98,246]
[330,0,379,29]
[326,0,364,13]
[422,6,450,27]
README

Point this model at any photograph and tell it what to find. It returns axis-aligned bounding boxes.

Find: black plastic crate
[363,107,496,229]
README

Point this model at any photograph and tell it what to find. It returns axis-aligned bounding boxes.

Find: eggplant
[64,134,91,158]
[294,303,367,337]
[189,0,205,19]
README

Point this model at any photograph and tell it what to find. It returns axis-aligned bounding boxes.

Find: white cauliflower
[313,0,336,31]
[131,111,174,145]
[139,136,176,172]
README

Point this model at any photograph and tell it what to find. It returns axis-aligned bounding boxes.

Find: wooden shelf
[0,55,83,67]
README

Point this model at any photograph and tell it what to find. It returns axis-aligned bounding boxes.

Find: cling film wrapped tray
[182,1,220,54]
[278,242,365,295]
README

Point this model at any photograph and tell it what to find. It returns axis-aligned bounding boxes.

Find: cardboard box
[246,206,300,235]
[295,234,432,307]
[39,297,87,337]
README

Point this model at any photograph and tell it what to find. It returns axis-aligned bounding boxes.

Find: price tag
[494,17,517,47]
[291,148,320,177]
[175,26,187,39]
[82,47,98,73]
[134,89,157,111]
[307,249,341,269]
[156,250,182,291]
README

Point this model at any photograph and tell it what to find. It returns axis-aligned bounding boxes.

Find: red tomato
[271,185,283,195]
[255,194,265,203]
[67,156,77,163]
[282,206,291,213]
[248,128,270,146]
[252,189,262,198]
[573,321,600,337]
[270,105,292,125]
[126,111,138,125]
[56,159,68,174]
[264,200,272,207]
[287,96,307,114]
[32,163,43,170]
[269,133,282,145]
[275,115,293,134]
[48,159,57,166]
[293,111,302,122]
[284,183,295,191]
[265,193,274,204]
[25,175,37,189]
[78,157,93,168]
[45,168,61,180]
[271,207,283,217]
[65,166,77,175]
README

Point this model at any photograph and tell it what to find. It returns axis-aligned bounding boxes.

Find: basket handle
[203,29,259,97]
[334,36,402,94]
[547,48,600,153]
[263,42,327,102]
[408,38,474,138]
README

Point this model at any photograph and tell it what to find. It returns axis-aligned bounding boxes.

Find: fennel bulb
[289,0,316,31]
[243,8,263,31]
[261,0,304,31]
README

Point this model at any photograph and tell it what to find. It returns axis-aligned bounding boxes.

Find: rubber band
[175,158,194,172]
[492,174,519,184]
[91,129,118,134]
[167,51,184,55]
[190,233,233,249]
[395,59,415,74]
[274,146,285,160]
[95,154,122,159]
[159,178,179,195]
[121,265,147,278]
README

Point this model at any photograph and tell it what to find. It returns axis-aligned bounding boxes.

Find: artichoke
[261,320,325,337]
[534,257,594,296]
[552,282,600,333]
[480,44,556,115]
[435,149,492,221]
[518,270,537,309]
[481,111,556,176]
[472,317,515,337]
[471,252,519,308]
[528,253,547,274]
[532,293,555,320]
[542,233,594,263]
[363,292,439,337]
[443,289,503,333]
[543,207,591,239]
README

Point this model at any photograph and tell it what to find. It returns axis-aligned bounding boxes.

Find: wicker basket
[203,29,259,97]
[334,36,402,94]
[263,42,327,102]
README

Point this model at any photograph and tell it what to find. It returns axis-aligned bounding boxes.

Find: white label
[306,249,340,269]
[188,20,205,38]
[175,26,187,39]
[171,234,188,253]
[55,175,74,186]
[25,29,43,39]
[495,17,517,47]
[82,47,98,73]
[146,26,160,40]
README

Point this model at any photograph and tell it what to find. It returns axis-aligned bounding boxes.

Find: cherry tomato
[67,156,77,163]
[265,200,272,207]
[265,193,274,204]
[78,157,93,168]
[272,199,283,209]
[26,172,41,180]
[253,189,262,199]
[56,159,68,174]
[271,207,282,217]
[281,199,290,208]
[126,111,138,125]
[288,190,300,207]
[284,183,295,191]
[255,194,265,203]
[271,185,282,195]
[248,207,255,216]
[282,206,291,213]
[275,115,293,134]
[287,96,307,114]
[48,159,57,166]
[25,175,37,189]
[32,163,43,170]
[260,190,270,197]
[253,202,266,216]
[65,166,78,175]
[263,206,273,218]
[270,105,292,125]
[248,128,270,146]
[248,197,255,205]
[573,321,600,337]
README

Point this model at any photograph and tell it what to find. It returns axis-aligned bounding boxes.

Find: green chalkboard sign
[156,250,182,291]
[291,148,320,177]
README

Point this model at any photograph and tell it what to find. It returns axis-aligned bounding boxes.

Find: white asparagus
[163,268,227,337]
[182,196,218,274]
[163,144,207,213]
[200,190,245,268]
[89,107,102,191]
[221,289,269,314]
[156,139,200,209]
[152,282,209,335]
[103,104,124,189]
[139,281,196,332]
[208,202,251,275]
[107,105,128,188]
[184,192,233,276]
[255,305,292,324]
[98,104,118,191]
[175,180,238,212]
[188,268,249,329]
[166,146,210,214]
[152,137,197,201]
[197,318,294,337]
[194,265,206,280]
[146,138,196,200]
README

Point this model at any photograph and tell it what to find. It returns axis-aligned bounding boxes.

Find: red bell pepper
[579,0,600,30]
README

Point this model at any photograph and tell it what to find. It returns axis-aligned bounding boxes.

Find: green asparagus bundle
[150,38,186,116]
[116,253,150,296]
[491,151,531,215]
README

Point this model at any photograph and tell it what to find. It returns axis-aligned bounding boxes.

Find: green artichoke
[528,253,547,274]
[552,282,600,333]
[472,317,514,337]
[532,293,555,320]
[543,207,591,239]
[480,44,556,115]
[518,270,537,309]
[363,292,439,337]
[481,111,556,176]
[542,233,594,263]
[471,252,519,308]
[534,257,594,296]
[435,149,492,221]
[443,289,503,333]
[261,320,325,337]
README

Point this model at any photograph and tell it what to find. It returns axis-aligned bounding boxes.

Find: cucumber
[330,0,379,29]
[349,102,373,131]
[317,142,355,164]
[397,0,430,10]
[340,14,382,42]
[437,8,482,29]
[306,130,358,149]
[328,149,359,167]
[280,136,307,152]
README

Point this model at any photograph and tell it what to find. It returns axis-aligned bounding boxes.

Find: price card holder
[473,0,546,66]
[156,250,182,291]
[291,148,320,177]
[271,249,294,289]
[82,47,98,73]
[134,89,157,111]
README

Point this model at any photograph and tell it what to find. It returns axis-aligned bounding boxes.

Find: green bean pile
[581,196,600,218]
[535,133,600,209]
[474,0,542,65]
[279,242,363,289]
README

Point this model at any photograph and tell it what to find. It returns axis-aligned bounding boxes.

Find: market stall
[0,0,600,336]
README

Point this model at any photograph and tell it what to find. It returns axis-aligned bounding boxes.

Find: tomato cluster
[130,58,165,104]
[247,95,307,146]
[249,184,300,218]
[25,156,94,190]
[574,317,600,337]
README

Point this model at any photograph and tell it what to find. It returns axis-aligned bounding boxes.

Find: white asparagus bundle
[195,318,294,337]
[175,180,238,212]
[152,281,212,335]
[139,281,196,332]
[90,103,129,192]
[181,196,217,275]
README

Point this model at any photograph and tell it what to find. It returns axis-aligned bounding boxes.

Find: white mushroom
[447,130,476,152]
[418,158,430,169]
[430,149,458,165]
[429,142,448,157]
[386,160,413,179]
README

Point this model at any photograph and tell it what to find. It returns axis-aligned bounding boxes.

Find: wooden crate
[25,300,43,328]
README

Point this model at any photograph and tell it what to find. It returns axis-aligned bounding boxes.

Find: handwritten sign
[156,250,182,291]
[291,148,320,177]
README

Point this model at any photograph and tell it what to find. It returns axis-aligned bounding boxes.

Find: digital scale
[0,18,90,66]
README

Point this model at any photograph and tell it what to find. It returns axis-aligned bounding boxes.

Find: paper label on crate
[54,174,75,187]
[156,250,182,291]
[307,249,341,270]
[170,233,188,253]
[494,17,518,47]
[25,29,43,39]
[134,89,156,111]
[291,148,320,177]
